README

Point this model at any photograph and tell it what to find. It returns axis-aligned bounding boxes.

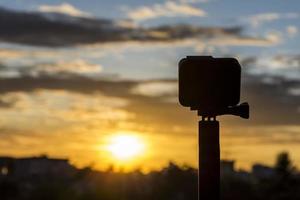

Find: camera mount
[178,56,250,200]
[194,102,250,120]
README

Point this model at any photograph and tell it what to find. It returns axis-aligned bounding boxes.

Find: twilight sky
[0,0,299,172]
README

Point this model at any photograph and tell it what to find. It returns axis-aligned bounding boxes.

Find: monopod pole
[198,119,220,200]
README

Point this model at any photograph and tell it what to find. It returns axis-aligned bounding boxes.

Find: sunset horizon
[0,0,299,175]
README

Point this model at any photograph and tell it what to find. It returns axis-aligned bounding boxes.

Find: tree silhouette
[275,152,294,177]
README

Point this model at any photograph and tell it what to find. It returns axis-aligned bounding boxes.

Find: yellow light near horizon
[107,134,145,161]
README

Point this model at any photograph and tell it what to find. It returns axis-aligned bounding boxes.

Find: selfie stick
[178,56,249,200]
[195,103,249,200]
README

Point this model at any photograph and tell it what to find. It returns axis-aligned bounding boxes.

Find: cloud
[241,74,300,126]
[288,87,300,96]
[0,6,122,46]
[37,3,91,17]
[0,59,102,78]
[128,77,300,127]
[29,60,102,76]
[286,25,298,37]
[0,6,278,47]
[247,13,280,27]
[244,12,299,27]
[0,76,135,96]
[206,33,281,47]
[0,72,298,129]
[0,90,129,131]
[130,81,177,97]
[243,54,300,80]
[126,1,206,21]
[179,0,210,3]
[0,49,26,59]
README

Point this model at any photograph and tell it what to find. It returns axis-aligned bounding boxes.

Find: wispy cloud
[286,25,298,38]
[31,60,102,76]
[37,3,91,17]
[243,54,300,80]
[0,90,129,130]
[0,49,26,59]
[244,12,299,27]
[288,87,300,96]
[0,59,102,78]
[178,0,210,3]
[126,1,206,21]
[206,32,281,47]
[130,81,177,97]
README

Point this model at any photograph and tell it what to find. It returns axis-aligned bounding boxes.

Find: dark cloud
[0,6,271,47]
[0,76,134,95]
[125,76,300,131]
[0,73,298,127]
[0,99,13,108]
[0,7,127,46]
[240,74,300,126]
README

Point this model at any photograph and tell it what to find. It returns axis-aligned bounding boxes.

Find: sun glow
[107,134,145,160]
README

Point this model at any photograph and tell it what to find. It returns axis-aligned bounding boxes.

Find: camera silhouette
[179,56,249,118]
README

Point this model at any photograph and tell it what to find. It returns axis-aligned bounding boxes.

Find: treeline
[1,152,300,200]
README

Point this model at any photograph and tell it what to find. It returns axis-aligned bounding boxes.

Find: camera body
[179,56,241,111]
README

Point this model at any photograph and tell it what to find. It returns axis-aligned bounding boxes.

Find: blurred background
[0,0,299,199]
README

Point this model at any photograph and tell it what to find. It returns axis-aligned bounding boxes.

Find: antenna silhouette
[178,56,249,200]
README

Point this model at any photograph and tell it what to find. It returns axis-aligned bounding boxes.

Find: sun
[107,134,145,160]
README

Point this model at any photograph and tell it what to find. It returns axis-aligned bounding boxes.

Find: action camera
[179,56,241,111]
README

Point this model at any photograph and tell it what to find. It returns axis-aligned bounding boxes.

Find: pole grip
[198,120,220,200]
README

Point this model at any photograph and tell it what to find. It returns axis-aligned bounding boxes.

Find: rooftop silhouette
[0,153,299,200]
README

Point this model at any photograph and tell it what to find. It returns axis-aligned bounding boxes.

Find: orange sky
[0,89,299,172]
[0,1,299,172]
